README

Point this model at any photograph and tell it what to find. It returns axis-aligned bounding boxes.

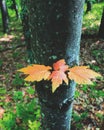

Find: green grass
[83,2,104,34]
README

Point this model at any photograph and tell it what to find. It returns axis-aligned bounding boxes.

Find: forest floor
[0,3,104,130]
[72,36,104,130]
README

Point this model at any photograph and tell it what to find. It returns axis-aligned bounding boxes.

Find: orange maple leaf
[18,65,52,82]
[53,59,68,72]
[68,66,102,84]
[49,70,68,92]
[18,59,102,93]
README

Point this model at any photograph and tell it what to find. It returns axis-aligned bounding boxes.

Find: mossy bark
[26,0,85,130]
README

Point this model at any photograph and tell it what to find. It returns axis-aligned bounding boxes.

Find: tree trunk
[86,0,92,13]
[98,8,104,39]
[21,0,31,62]
[12,0,19,19]
[26,0,85,130]
[0,0,9,33]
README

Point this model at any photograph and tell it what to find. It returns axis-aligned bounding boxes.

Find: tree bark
[26,0,85,130]
[21,0,31,62]
[86,0,92,13]
[12,0,19,19]
[0,0,9,33]
[98,8,104,39]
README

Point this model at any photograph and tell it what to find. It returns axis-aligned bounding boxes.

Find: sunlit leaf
[18,65,52,82]
[18,59,102,93]
[49,70,68,92]
[68,66,102,84]
[53,59,68,72]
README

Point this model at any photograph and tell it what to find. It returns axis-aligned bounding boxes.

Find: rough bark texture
[26,0,85,130]
[98,8,104,39]
[0,0,9,33]
[28,0,70,64]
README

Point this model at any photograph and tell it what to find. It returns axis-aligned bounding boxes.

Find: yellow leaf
[49,70,68,92]
[18,65,52,82]
[68,66,102,84]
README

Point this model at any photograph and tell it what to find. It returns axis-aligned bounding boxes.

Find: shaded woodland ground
[0,2,104,130]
